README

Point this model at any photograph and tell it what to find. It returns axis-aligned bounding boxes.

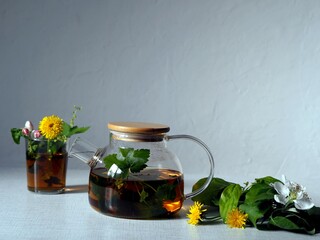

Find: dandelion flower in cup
[39,115,63,140]
[226,208,248,229]
[187,201,206,225]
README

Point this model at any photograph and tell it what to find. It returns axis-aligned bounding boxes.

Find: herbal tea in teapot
[89,167,184,218]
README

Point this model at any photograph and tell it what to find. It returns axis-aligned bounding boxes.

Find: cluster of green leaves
[103,148,150,179]
[192,177,320,235]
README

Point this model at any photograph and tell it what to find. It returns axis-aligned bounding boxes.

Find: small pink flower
[24,121,34,131]
[32,130,41,139]
[22,128,30,136]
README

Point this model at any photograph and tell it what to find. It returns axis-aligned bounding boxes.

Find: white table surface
[1,167,319,240]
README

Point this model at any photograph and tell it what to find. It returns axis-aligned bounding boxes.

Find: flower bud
[32,130,41,139]
[22,128,30,136]
[24,121,34,131]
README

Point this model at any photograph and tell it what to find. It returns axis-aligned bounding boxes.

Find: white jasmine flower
[272,175,314,210]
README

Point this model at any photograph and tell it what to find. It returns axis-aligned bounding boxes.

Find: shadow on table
[64,184,88,194]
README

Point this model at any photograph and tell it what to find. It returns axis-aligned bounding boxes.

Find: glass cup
[25,139,68,194]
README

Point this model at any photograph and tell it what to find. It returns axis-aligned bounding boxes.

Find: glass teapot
[69,122,214,219]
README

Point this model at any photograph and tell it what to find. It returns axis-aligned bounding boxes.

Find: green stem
[134,182,150,206]
[201,215,222,222]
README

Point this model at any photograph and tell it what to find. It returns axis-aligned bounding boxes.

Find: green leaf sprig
[103,148,150,179]
[62,106,90,138]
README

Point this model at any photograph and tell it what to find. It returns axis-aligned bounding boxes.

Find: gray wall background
[1,0,320,182]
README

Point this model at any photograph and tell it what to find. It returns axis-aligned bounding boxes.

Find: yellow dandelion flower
[39,115,63,140]
[187,201,206,225]
[226,208,248,229]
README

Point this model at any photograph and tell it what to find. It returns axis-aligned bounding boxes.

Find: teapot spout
[68,137,106,168]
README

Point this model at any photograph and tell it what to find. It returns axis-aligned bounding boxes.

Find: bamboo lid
[108,122,170,134]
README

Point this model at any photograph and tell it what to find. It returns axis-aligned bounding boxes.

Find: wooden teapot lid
[108,122,170,134]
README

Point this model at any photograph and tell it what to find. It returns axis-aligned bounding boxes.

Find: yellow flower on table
[39,115,63,140]
[187,201,206,225]
[226,208,248,229]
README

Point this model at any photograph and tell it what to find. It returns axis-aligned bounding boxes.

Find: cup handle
[164,134,215,200]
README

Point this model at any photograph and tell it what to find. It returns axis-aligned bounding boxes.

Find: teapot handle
[164,134,215,200]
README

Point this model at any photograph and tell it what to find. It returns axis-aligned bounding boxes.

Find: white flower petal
[287,181,296,191]
[296,191,304,200]
[294,199,314,210]
[273,182,290,197]
[274,194,288,205]
[24,121,34,131]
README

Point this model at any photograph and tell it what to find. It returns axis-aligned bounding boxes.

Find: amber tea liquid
[89,167,184,218]
[26,152,68,193]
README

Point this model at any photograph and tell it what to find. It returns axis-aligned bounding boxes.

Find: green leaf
[62,122,71,136]
[191,177,233,206]
[240,203,265,227]
[270,216,300,230]
[69,126,90,135]
[103,154,127,170]
[269,212,316,235]
[308,206,320,216]
[306,206,320,234]
[103,154,117,169]
[103,148,150,178]
[11,128,22,144]
[62,122,90,138]
[139,189,149,203]
[238,181,276,226]
[128,149,150,173]
[133,149,151,160]
[119,148,133,158]
[244,183,276,204]
[254,176,281,185]
[219,184,242,221]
